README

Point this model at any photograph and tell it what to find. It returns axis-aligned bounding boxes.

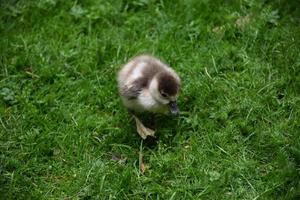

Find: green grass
[1,0,300,199]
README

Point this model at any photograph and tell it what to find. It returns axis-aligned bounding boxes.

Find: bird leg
[133,115,155,139]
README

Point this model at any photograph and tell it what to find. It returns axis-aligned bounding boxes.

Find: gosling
[117,54,180,139]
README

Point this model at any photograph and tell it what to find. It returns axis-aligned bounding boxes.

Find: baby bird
[117,54,180,139]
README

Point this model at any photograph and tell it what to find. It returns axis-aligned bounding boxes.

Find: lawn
[0,0,299,199]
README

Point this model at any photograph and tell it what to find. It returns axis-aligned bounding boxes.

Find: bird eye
[161,93,168,98]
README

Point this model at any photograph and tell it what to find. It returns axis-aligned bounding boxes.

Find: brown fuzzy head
[149,71,180,115]
[157,72,180,97]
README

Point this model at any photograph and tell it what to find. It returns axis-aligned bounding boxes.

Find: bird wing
[121,77,148,100]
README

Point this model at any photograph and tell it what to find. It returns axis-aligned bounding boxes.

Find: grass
[0,0,300,199]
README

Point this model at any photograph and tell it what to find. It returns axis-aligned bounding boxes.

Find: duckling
[117,54,180,139]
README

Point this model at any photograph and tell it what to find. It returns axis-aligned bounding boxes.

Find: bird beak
[169,101,179,115]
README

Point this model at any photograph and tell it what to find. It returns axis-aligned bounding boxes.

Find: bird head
[149,71,180,115]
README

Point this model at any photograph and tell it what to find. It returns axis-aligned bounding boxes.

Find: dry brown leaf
[134,115,155,139]
[139,141,146,175]
[140,159,145,174]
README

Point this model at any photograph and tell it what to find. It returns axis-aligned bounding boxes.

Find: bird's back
[117,55,169,92]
